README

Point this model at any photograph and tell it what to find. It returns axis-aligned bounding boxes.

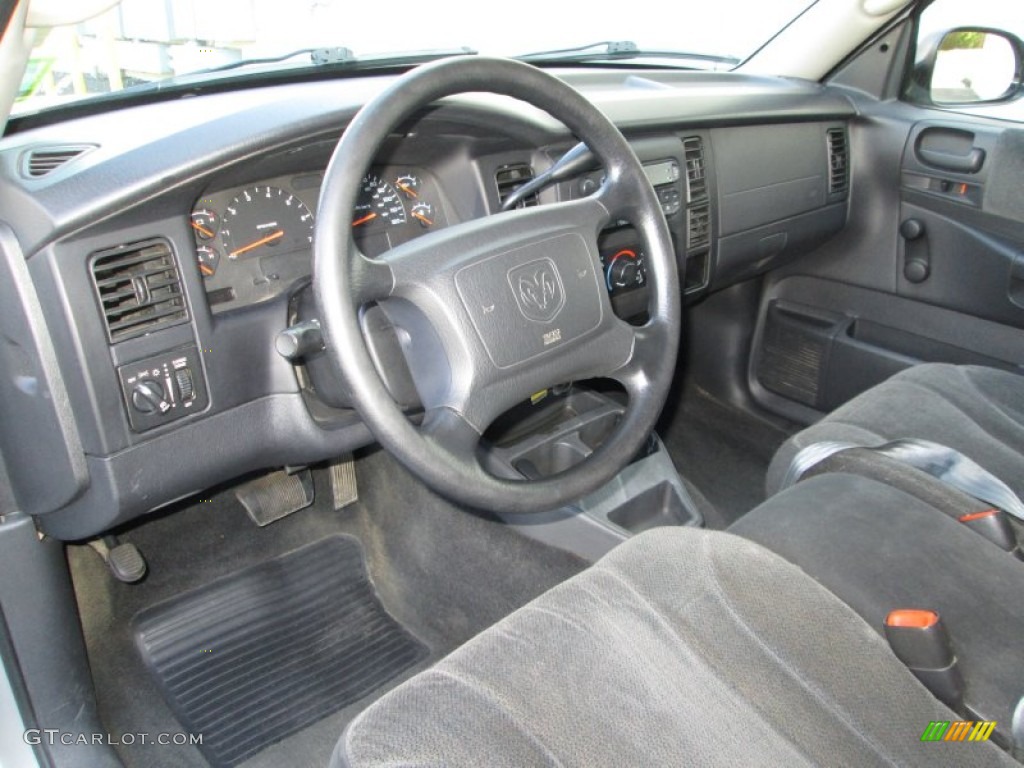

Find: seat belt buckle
[959,509,1023,559]
[884,609,965,713]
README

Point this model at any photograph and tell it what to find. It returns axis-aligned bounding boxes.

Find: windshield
[14,0,817,116]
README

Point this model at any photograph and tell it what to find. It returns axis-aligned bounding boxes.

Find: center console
[482,388,703,561]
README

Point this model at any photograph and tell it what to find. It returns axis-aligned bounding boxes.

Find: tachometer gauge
[220,185,314,260]
[394,174,421,199]
[190,209,218,240]
[353,175,407,228]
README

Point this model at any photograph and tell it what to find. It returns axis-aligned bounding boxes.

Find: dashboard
[0,68,855,539]
[192,167,452,313]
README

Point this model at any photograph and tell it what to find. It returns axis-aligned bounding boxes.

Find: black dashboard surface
[0,67,855,538]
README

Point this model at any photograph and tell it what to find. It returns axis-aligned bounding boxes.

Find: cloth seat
[767,364,1024,497]
[732,472,1024,744]
[333,523,1013,767]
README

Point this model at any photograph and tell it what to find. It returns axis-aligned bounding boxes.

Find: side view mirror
[907,27,1024,107]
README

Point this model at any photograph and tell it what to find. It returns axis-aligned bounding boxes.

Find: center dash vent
[682,137,707,202]
[21,144,95,178]
[687,203,711,250]
[826,128,849,196]
[91,240,188,343]
[495,163,538,209]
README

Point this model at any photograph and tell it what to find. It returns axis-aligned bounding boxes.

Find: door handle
[917,147,985,174]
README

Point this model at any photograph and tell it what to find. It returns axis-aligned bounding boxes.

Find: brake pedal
[89,536,147,583]
[235,468,314,526]
[329,454,358,510]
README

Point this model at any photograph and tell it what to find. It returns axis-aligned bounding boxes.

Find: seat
[732,472,1024,744]
[767,363,1024,497]
[333,523,1014,767]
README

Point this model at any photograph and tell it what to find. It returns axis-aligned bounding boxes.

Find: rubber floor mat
[134,535,427,767]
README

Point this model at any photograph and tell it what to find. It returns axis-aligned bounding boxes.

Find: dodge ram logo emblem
[508,258,565,322]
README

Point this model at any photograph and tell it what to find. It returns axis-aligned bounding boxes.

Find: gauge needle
[199,264,215,276]
[228,230,283,258]
[396,183,418,198]
[412,211,434,227]
[352,212,378,227]
[191,221,215,238]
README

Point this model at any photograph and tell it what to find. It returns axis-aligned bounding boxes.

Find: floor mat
[658,387,796,528]
[133,535,426,768]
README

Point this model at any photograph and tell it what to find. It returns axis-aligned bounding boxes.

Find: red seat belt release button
[884,609,964,713]
[958,508,1022,559]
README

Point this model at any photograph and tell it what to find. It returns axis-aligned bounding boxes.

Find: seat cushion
[333,527,1013,767]
[767,364,1024,496]
[732,472,1024,736]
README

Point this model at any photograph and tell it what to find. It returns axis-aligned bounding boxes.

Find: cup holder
[578,412,622,451]
[606,482,692,534]
[513,440,590,479]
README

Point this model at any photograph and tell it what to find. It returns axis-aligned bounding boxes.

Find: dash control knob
[174,368,195,401]
[130,380,169,414]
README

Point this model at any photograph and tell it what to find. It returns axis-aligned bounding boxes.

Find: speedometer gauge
[220,185,314,260]
[352,175,407,228]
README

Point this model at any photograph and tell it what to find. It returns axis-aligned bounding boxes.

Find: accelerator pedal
[329,453,358,510]
[235,468,314,527]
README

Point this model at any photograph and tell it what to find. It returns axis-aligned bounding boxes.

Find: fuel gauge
[411,202,434,228]
[395,174,420,199]
[196,246,221,278]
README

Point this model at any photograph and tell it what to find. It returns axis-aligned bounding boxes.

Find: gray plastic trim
[0,222,87,515]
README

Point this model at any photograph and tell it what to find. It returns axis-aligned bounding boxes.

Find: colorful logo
[920,721,997,742]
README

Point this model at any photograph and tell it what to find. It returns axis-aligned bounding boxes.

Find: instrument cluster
[189,167,449,312]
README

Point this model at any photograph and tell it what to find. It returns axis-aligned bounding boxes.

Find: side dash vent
[495,163,538,209]
[682,137,707,202]
[91,240,188,343]
[22,144,95,178]
[826,128,849,196]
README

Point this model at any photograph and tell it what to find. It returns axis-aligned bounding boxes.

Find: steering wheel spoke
[420,407,484,465]
[351,250,395,305]
[605,319,673,400]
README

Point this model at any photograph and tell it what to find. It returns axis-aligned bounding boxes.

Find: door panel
[748,102,1024,424]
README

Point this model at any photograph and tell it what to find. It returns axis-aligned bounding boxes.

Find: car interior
[2,0,1024,765]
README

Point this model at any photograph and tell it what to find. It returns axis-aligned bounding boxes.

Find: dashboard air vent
[682,137,707,201]
[826,128,849,195]
[687,203,711,250]
[22,144,95,178]
[495,163,538,209]
[91,240,188,343]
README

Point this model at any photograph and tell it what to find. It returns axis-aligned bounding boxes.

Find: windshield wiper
[516,40,739,68]
[190,46,477,78]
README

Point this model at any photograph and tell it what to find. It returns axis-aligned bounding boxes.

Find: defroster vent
[827,128,849,196]
[91,240,188,343]
[495,163,538,209]
[22,144,95,178]
[682,137,707,201]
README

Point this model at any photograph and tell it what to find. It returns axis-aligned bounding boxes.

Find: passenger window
[908,0,1024,122]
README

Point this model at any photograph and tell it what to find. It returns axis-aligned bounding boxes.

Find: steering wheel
[313,56,680,515]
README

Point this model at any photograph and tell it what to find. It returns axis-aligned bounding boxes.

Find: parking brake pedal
[89,536,147,583]
[235,468,314,526]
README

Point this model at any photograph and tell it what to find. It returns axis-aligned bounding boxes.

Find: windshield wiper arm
[516,40,739,67]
